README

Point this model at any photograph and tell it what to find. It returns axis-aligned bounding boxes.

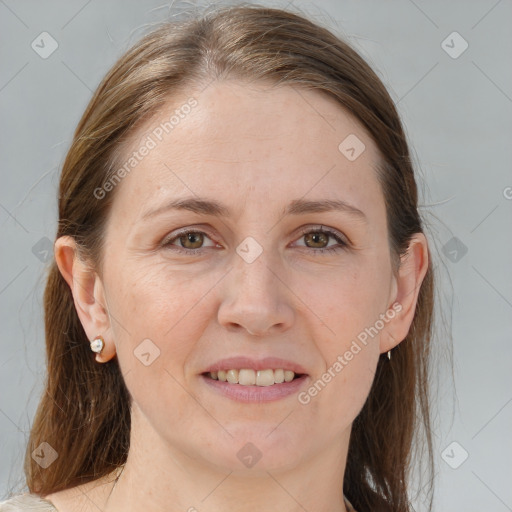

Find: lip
[201,373,309,403]
[202,356,309,375]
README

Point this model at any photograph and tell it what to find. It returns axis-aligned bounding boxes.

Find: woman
[1,3,435,511]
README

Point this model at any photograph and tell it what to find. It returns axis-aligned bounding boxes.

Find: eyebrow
[141,197,368,222]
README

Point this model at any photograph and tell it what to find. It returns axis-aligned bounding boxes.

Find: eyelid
[294,225,349,246]
[161,226,219,248]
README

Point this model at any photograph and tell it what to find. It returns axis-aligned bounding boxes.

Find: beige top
[0,493,358,511]
[0,494,57,511]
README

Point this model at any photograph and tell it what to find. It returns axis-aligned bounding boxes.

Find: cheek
[112,263,211,333]
[107,265,215,380]
[298,258,389,344]
[109,266,215,432]
[302,346,379,431]
[297,260,387,415]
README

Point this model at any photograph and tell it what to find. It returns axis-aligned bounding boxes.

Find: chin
[195,428,307,475]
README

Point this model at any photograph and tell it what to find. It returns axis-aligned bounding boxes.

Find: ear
[380,232,429,354]
[54,236,116,363]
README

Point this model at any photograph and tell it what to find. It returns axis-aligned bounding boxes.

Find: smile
[201,371,308,403]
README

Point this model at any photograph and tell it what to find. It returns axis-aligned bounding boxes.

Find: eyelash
[161,226,348,256]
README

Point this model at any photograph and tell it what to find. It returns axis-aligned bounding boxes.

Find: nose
[217,249,294,337]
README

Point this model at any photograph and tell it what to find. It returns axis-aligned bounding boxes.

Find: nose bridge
[217,233,293,335]
[234,234,281,302]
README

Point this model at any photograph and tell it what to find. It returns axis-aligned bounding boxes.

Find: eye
[161,229,218,254]
[294,226,348,254]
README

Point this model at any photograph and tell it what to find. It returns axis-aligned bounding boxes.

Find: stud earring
[387,350,392,360]
[90,336,105,354]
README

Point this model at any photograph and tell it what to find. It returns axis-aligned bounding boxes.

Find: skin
[48,80,428,512]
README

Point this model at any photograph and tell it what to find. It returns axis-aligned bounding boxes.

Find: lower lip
[201,374,309,402]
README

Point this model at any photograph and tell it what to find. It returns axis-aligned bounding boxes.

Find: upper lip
[202,356,309,375]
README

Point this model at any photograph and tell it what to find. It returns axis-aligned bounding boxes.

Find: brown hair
[24,4,436,511]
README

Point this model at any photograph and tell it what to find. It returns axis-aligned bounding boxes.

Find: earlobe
[380,233,429,354]
[89,334,116,364]
[54,236,116,363]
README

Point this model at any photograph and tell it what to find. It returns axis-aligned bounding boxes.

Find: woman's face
[96,81,401,473]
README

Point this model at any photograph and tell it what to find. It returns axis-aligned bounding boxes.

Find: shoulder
[0,494,58,511]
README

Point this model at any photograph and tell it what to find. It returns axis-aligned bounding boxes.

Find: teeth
[239,369,256,385]
[256,369,273,386]
[209,369,299,386]
[274,369,285,383]
[226,369,238,384]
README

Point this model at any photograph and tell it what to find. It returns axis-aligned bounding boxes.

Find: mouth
[200,356,310,402]
[200,368,309,403]
[202,368,307,387]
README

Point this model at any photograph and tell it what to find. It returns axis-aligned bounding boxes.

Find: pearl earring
[90,336,105,354]
[387,350,392,360]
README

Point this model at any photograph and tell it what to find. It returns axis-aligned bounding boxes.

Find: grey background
[1,0,511,510]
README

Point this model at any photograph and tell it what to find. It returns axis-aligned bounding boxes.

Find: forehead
[109,80,384,224]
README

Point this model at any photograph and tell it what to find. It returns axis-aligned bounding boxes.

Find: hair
[24,3,436,511]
